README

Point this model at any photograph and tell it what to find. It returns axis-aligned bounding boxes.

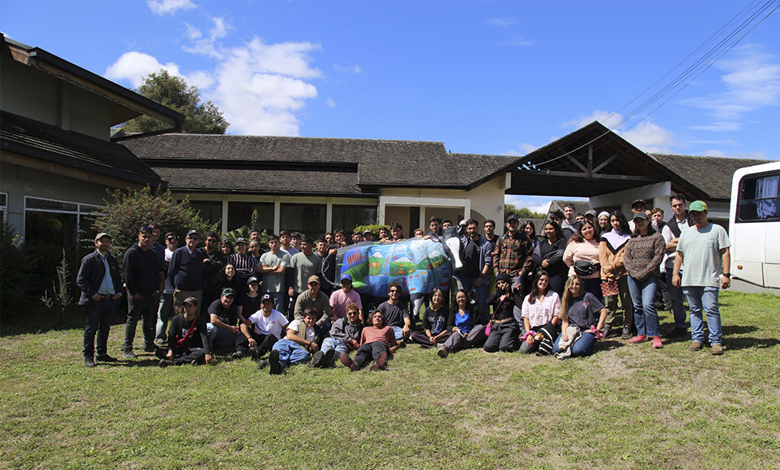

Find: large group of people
[76,195,732,371]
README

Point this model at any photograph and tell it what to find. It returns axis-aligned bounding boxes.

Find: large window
[737,171,780,222]
[332,205,377,232]
[190,201,223,227]
[280,203,326,236]
[0,193,6,221]
[227,202,274,231]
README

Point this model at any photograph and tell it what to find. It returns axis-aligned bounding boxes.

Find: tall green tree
[504,203,547,220]
[123,70,229,134]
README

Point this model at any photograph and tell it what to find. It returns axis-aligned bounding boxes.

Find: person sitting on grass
[319,303,364,367]
[157,297,212,367]
[340,310,399,371]
[233,294,288,359]
[410,288,450,349]
[437,289,486,358]
[518,270,561,355]
[266,307,330,374]
[207,287,242,350]
[376,281,411,341]
[552,275,608,359]
[484,273,522,353]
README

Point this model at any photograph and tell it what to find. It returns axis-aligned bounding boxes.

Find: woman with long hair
[519,270,561,354]
[563,220,603,301]
[553,275,608,358]
[598,211,611,234]
[599,211,634,339]
[410,288,450,349]
[532,221,568,296]
[438,289,486,357]
[623,212,666,349]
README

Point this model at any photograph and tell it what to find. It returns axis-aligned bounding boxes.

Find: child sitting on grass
[266,308,331,374]
[340,310,399,371]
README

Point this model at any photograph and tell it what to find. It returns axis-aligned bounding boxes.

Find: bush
[353,224,390,239]
[0,221,27,323]
[91,186,218,262]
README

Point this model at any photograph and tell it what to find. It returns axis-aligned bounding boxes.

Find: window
[280,203,326,236]
[0,193,6,221]
[737,171,780,222]
[227,202,274,231]
[332,205,377,232]
[24,197,99,249]
[190,201,223,227]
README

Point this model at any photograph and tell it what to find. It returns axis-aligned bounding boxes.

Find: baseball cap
[94,232,111,242]
[689,200,708,212]
[221,287,237,297]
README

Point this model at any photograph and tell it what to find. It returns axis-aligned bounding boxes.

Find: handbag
[573,260,600,276]
[601,279,620,297]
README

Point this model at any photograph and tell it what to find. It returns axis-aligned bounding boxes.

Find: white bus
[729,160,780,288]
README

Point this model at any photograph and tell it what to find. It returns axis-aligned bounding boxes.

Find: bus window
[737,172,780,222]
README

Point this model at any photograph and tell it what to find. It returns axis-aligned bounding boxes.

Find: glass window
[26,197,78,212]
[0,193,6,221]
[280,203,326,236]
[737,172,780,222]
[228,202,274,231]
[331,205,377,232]
[190,201,223,227]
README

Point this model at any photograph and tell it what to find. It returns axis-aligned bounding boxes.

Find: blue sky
[2,0,779,213]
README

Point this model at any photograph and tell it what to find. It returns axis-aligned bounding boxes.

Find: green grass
[1,291,779,469]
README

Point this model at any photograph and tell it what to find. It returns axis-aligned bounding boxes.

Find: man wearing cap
[157,297,212,366]
[628,199,647,232]
[235,294,289,359]
[77,232,123,367]
[672,201,731,355]
[207,287,241,349]
[492,214,533,293]
[584,210,598,226]
[288,237,322,316]
[293,275,332,328]
[199,231,225,310]
[168,229,206,317]
[329,274,364,322]
[122,226,162,358]
[662,194,693,337]
[363,230,375,242]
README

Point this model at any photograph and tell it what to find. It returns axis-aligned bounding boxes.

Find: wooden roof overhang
[505,121,673,197]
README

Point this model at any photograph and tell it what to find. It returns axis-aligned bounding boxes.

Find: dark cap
[186,230,199,238]
[495,273,512,283]
[182,296,199,306]
[94,232,111,242]
[261,294,273,303]
[247,276,260,286]
[221,287,236,297]
[631,199,646,208]
[139,226,153,234]
[506,214,520,223]
[633,211,649,221]
[235,238,247,245]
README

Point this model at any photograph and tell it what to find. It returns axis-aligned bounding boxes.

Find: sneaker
[123,350,137,359]
[231,350,248,359]
[629,335,647,344]
[84,357,96,368]
[689,341,704,351]
[154,339,167,347]
[158,359,175,367]
[621,325,632,339]
[309,350,325,368]
[143,344,157,353]
[652,336,663,349]
[371,352,387,371]
[711,344,724,355]
[257,360,270,370]
[601,325,611,338]
[437,345,449,358]
[249,346,260,360]
[322,349,335,367]
[269,350,282,375]
[667,327,688,338]
[340,353,360,371]
[96,354,117,362]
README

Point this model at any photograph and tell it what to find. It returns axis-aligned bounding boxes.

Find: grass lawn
[1,291,779,469]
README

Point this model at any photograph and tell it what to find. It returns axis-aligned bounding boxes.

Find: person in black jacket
[157,297,212,367]
[77,233,124,367]
[122,226,162,358]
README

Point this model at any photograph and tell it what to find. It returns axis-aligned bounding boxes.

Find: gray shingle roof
[649,153,773,200]
[1,111,165,187]
[119,134,519,194]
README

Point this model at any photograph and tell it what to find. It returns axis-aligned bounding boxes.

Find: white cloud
[486,17,517,27]
[148,0,195,15]
[326,98,336,108]
[564,110,676,153]
[498,36,533,47]
[682,44,780,132]
[183,17,229,58]
[704,149,726,158]
[563,110,622,129]
[504,142,538,156]
[333,64,363,74]
[104,51,181,87]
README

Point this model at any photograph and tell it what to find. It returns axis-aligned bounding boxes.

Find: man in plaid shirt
[492,214,534,292]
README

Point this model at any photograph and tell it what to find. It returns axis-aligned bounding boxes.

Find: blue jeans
[321,337,349,363]
[272,339,310,367]
[553,331,598,356]
[683,286,722,345]
[666,259,688,328]
[155,293,174,341]
[627,276,660,337]
[207,324,240,349]
[391,326,404,340]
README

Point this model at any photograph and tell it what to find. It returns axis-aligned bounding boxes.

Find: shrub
[0,221,27,323]
[353,224,390,239]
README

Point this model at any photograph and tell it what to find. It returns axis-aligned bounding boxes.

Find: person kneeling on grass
[157,297,212,367]
[340,310,399,371]
[266,308,330,374]
[319,302,364,367]
[552,275,607,359]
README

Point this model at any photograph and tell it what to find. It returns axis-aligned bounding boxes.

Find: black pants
[156,347,207,365]
[353,341,389,368]
[483,321,520,352]
[83,297,117,359]
[236,331,279,355]
[124,294,158,351]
